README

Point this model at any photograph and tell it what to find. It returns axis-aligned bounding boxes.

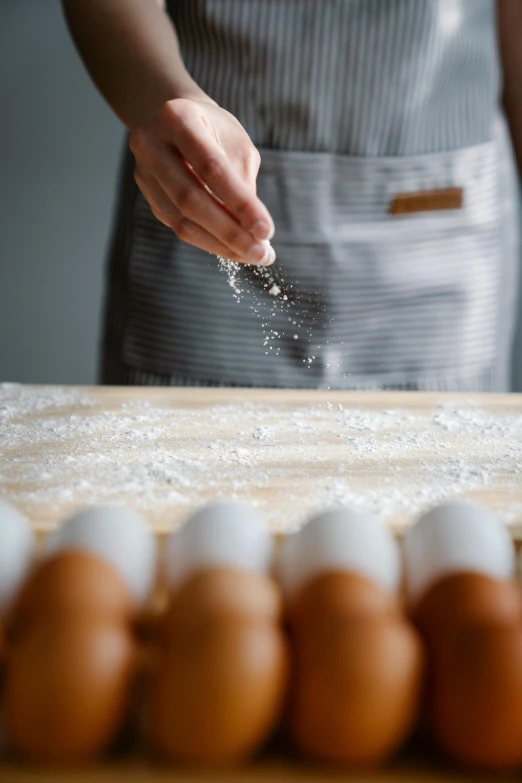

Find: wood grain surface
[1,756,517,783]
[1,385,522,537]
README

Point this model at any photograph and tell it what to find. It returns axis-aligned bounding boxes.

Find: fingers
[134,170,269,265]
[133,140,275,265]
[129,99,276,262]
[159,101,274,240]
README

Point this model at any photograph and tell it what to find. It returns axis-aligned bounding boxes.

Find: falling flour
[217,256,318,364]
[1,384,522,536]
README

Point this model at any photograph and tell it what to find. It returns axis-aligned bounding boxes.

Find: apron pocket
[253,133,504,385]
[120,124,514,390]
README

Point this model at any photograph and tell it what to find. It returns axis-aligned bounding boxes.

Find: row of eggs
[1,498,516,611]
[0,498,520,771]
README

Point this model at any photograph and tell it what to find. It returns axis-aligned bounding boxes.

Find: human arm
[498,0,522,176]
[61,0,275,264]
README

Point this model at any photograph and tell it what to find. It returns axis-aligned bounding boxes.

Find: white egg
[403,500,514,605]
[0,500,34,616]
[279,507,401,598]
[46,505,157,605]
[166,502,273,588]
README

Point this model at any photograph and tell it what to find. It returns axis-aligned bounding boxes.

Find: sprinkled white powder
[1,385,522,536]
[217,257,243,300]
[216,256,314,362]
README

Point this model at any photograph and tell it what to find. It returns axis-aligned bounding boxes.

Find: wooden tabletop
[1,384,522,538]
[1,757,518,783]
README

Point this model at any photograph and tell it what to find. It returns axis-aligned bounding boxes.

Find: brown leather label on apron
[390,187,464,215]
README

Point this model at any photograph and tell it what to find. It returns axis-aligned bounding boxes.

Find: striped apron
[102,0,520,391]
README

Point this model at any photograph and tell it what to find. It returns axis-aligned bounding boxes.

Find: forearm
[61,0,213,129]
[498,0,522,176]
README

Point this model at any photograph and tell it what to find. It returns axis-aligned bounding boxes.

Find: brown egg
[150,568,287,763]
[8,551,136,638]
[429,621,522,771]
[5,615,136,763]
[160,568,283,646]
[289,615,424,767]
[413,572,522,641]
[288,571,398,633]
[150,613,288,764]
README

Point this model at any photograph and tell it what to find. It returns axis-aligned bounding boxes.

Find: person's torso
[103,0,519,392]
[168,0,501,156]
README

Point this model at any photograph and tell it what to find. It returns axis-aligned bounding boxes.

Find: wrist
[175,87,217,107]
[127,83,216,130]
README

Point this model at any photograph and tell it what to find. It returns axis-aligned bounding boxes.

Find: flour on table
[1,385,522,535]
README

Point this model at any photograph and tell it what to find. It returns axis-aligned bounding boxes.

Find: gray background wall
[0,1,122,385]
[0,1,521,388]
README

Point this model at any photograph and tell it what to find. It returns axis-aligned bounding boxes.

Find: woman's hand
[129,98,276,265]
[62,1,274,261]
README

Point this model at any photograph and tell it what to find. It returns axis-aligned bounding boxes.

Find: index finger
[166,110,274,241]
